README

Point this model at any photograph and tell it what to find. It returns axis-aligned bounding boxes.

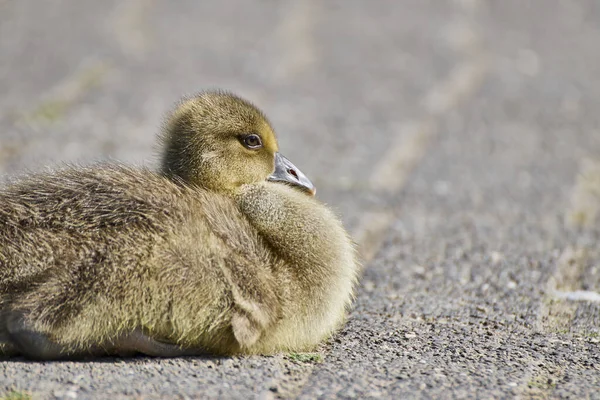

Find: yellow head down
[160,91,315,196]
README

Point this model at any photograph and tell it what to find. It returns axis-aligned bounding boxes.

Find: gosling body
[0,91,359,359]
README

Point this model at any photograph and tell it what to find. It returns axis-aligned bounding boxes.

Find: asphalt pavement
[1,0,599,398]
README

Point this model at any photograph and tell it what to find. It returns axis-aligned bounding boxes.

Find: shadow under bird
[0,91,360,360]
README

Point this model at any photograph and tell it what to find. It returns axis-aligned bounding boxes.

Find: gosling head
[161,91,315,196]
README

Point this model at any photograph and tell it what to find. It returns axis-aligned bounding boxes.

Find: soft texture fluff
[0,91,360,359]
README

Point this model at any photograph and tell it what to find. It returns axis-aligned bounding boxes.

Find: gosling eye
[241,134,263,150]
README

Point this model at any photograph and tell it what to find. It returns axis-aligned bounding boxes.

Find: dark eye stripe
[242,134,263,149]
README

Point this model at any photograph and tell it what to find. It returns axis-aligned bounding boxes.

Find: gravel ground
[1,0,599,398]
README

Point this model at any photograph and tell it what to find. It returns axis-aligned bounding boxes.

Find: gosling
[0,91,359,360]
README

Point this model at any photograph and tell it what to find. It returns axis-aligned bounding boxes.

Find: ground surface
[1,0,600,399]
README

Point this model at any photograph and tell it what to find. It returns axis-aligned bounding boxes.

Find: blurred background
[1,0,600,398]
[0,0,480,229]
[1,1,599,229]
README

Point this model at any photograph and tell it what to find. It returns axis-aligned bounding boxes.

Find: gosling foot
[5,312,72,360]
[112,330,206,358]
[6,312,204,360]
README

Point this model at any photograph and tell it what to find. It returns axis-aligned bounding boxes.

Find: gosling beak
[268,153,316,196]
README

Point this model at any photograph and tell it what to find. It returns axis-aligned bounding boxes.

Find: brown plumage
[0,91,359,360]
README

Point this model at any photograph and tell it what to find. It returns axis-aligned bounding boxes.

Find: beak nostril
[270,153,314,195]
[288,169,299,180]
